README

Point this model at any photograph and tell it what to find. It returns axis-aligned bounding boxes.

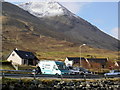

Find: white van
[37,60,70,75]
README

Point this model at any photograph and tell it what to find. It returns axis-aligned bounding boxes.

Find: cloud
[110,27,119,39]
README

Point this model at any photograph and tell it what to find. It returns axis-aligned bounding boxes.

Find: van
[37,60,70,75]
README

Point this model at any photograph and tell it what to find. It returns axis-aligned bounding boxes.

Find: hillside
[1,2,120,61]
[18,2,120,51]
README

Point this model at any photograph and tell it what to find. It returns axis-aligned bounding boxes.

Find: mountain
[2,1,120,56]
[2,1,76,59]
[18,2,120,51]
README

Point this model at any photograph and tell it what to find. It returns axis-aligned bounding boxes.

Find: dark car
[32,66,42,75]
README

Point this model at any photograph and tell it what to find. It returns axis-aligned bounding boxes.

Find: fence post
[60,74,63,81]
[84,74,86,82]
[104,74,107,80]
[33,69,36,80]
[2,72,5,78]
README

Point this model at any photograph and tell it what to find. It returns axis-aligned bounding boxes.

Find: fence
[0,69,63,80]
[0,69,120,79]
[0,69,36,79]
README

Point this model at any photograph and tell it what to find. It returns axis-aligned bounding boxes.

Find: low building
[86,58,108,68]
[64,57,85,67]
[7,49,39,65]
[64,57,108,68]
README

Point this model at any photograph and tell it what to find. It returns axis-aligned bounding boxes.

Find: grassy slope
[0,61,14,70]
[2,16,120,67]
[1,60,35,70]
[1,64,14,70]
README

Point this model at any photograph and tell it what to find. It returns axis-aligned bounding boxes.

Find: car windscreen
[56,62,67,70]
[79,67,87,71]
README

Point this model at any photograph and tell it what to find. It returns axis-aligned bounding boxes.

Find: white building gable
[64,57,73,67]
[7,50,23,65]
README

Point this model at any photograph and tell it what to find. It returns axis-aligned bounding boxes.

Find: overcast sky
[4,0,119,40]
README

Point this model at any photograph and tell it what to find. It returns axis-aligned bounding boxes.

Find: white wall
[7,51,23,65]
[64,58,73,67]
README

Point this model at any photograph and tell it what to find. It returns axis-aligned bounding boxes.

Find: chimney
[15,48,18,50]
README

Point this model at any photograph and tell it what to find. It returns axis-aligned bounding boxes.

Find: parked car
[68,66,92,75]
[68,67,80,75]
[79,67,92,75]
[104,70,120,75]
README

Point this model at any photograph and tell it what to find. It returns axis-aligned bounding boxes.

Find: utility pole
[79,44,86,67]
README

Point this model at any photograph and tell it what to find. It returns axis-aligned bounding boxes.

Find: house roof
[66,57,108,64]
[86,58,108,64]
[66,57,85,61]
[14,50,38,59]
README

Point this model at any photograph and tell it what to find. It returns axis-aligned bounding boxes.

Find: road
[1,73,120,79]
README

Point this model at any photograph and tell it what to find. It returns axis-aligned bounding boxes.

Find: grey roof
[14,50,38,60]
[67,57,85,61]
[66,57,108,64]
[86,58,108,64]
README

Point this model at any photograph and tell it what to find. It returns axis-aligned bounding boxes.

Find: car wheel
[55,73,59,76]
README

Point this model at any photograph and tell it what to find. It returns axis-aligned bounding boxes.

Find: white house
[7,49,39,65]
[64,57,85,67]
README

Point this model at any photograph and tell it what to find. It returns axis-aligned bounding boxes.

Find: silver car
[104,70,120,75]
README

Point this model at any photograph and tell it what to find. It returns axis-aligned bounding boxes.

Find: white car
[69,69,80,75]
[68,67,80,75]
[104,70,120,75]
[79,67,92,75]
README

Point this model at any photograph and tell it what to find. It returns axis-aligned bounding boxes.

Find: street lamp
[79,44,86,67]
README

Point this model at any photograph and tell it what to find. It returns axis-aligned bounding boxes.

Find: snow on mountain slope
[19,2,66,17]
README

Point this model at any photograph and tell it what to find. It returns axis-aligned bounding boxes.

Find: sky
[61,2,118,39]
[4,0,119,40]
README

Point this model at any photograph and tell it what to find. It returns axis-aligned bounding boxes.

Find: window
[57,64,67,70]
[12,54,15,56]
[24,59,28,65]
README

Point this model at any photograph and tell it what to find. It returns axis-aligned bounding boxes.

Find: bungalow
[64,57,108,68]
[7,49,39,66]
